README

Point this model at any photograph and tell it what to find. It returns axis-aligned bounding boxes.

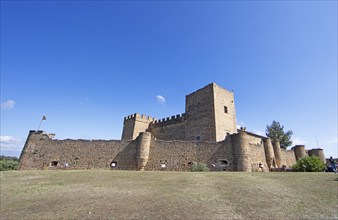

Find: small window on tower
[224,106,228,113]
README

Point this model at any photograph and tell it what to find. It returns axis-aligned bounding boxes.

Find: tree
[292,156,325,172]
[266,120,293,149]
[0,159,18,171]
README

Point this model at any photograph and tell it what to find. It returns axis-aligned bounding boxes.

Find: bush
[190,162,210,172]
[0,159,19,171]
[292,156,325,172]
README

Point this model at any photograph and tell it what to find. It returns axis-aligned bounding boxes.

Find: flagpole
[315,136,319,148]
[37,116,47,131]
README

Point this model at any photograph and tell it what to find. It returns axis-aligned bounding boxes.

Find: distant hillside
[0,155,19,161]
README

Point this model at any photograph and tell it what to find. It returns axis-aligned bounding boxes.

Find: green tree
[0,159,18,171]
[292,156,325,172]
[266,120,293,149]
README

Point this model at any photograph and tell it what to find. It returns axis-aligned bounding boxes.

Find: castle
[18,83,326,171]
[122,83,237,142]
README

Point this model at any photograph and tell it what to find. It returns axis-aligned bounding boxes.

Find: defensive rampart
[148,114,186,141]
[19,131,138,170]
[150,114,186,128]
[18,130,325,171]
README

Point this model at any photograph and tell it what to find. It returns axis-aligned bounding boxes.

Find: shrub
[190,162,210,172]
[292,156,325,172]
[0,159,19,171]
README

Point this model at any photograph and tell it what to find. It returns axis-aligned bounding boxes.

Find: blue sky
[1,1,337,158]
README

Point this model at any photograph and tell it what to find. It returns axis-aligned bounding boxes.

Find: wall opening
[50,161,58,167]
[220,160,228,165]
[196,136,200,141]
[110,161,117,168]
[224,106,228,113]
[219,159,228,171]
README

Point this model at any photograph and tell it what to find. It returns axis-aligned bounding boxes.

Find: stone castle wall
[121,114,136,140]
[149,122,186,141]
[18,83,327,172]
[280,150,297,167]
[19,131,138,170]
[246,132,264,145]
[19,130,325,172]
[19,131,237,171]
[213,83,237,141]
[149,114,186,141]
[308,148,326,162]
[145,137,235,171]
[121,83,238,143]
[184,83,216,142]
[18,130,286,172]
[122,114,154,140]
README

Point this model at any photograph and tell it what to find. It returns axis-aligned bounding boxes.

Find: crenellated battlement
[124,113,156,123]
[150,113,186,128]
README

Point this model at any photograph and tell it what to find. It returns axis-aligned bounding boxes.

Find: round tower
[137,132,152,171]
[231,131,251,171]
[293,145,306,161]
[308,148,326,163]
[263,138,275,170]
[272,139,283,168]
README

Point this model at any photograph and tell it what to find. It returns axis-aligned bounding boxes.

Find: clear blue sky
[1,1,337,158]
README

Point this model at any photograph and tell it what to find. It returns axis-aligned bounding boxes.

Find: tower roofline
[186,82,234,97]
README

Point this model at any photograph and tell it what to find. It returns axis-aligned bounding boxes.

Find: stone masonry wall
[246,132,264,145]
[121,114,136,140]
[249,143,269,172]
[280,150,297,168]
[145,137,235,171]
[150,122,186,141]
[19,131,236,171]
[133,114,154,140]
[121,83,237,143]
[122,114,154,140]
[185,84,216,141]
[19,131,138,170]
[213,83,237,141]
[19,130,305,172]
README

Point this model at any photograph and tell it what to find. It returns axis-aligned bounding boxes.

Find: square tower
[184,83,237,142]
[121,113,154,140]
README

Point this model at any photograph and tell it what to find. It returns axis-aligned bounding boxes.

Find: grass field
[1,170,337,219]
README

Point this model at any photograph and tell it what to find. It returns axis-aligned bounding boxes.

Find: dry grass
[1,170,337,219]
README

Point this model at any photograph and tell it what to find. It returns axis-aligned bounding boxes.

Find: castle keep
[18,83,326,171]
[122,83,237,142]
